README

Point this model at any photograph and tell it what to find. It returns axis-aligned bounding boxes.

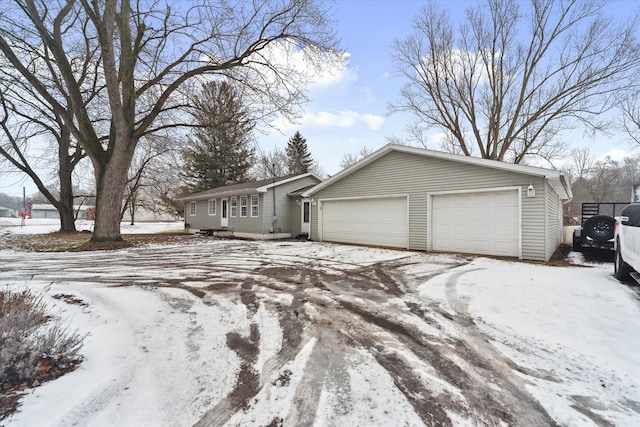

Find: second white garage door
[431,189,520,257]
[320,196,408,248]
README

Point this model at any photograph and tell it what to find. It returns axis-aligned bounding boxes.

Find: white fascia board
[256,173,321,192]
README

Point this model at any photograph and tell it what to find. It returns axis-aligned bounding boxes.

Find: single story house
[303,144,572,262]
[30,204,93,219]
[0,205,15,217]
[178,173,322,239]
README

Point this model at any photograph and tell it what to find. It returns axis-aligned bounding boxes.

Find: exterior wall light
[527,184,536,198]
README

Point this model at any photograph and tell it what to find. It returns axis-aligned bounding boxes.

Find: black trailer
[572,202,629,252]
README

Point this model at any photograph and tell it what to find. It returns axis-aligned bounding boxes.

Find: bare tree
[251,147,289,180]
[0,87,84,231]
[563,146,594,185]
[619,89,640,144]
[339,146,373,169]
[0,0,340,242]
[121,134,174,225]
[392,0,640,164]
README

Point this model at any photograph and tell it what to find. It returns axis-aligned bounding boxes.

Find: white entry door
[301,200,310,234]
[221,199,228,227]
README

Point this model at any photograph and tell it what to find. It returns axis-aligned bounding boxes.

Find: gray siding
[310,151,554,261]
[185,175,320,235]
[290,198,303,236]
[185,199,220,230]
[262,176,319,234]
[227,194,264,234]
[544,181,562,259]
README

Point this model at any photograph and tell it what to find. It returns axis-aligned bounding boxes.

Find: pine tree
[181,81,255,192]
[286,131,313,174]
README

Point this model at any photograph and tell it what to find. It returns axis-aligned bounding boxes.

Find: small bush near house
[0,288,85,420]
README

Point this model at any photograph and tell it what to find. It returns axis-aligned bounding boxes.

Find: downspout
[308,199,312,241]
[272,166,277,234]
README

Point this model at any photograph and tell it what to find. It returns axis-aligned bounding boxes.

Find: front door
[221,199,228,227]
[301,200,310,234]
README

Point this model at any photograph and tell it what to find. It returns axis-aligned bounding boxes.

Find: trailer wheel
[583,215,615,242]
[572,229,582,252]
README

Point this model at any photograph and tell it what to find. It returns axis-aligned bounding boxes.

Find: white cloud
[256,40,357,88]
[305,111,385,130]
[361,114,385,130]
[358,87,376,104]
[271,110,385,132]
[598,148,633,161]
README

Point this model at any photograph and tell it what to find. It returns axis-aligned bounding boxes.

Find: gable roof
[304,144,572,200]
[177,173,322,201]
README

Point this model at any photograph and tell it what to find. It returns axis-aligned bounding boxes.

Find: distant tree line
[564,148,640,220]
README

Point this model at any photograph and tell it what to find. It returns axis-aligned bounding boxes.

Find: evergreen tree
[181,81,255,192]
[286,131,313,174]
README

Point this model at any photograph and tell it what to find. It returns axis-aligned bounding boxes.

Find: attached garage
[320,196,408,248]
[430,189,520,257]
[304,144,572,262]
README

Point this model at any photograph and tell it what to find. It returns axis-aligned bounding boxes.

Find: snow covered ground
[1,219,639,426]
[0,217,185,235]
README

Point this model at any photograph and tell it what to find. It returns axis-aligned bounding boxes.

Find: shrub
[0,288,85,387]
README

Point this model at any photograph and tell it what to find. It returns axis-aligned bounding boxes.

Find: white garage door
[431,189,520,257]
[320,197,408,248]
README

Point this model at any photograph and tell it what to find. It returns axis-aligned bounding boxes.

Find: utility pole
[21,186,25,228]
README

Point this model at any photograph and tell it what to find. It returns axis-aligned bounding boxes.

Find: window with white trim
[230,197,237,217]
[240,196,248,217]
[189,201,196,216]
[251,194,259,217]
[208,199,216,216]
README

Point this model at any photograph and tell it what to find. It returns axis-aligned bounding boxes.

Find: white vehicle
[614,203,640,284]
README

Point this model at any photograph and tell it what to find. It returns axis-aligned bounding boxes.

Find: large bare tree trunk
[92,141,136,242]
[57,127,77,232]
[58,161,76,232]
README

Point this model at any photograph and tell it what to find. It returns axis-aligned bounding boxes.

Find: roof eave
[256,173,322,192]
[303,143,572,199]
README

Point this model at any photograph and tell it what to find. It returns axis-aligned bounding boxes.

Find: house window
[230,197,237,217]
[251,194,259,217]
[189,201,196,216]
[208,199,216,216]
[240,196,248,217]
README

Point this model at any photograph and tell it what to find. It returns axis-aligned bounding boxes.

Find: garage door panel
[321,197,408,248]
[431,190,519,257]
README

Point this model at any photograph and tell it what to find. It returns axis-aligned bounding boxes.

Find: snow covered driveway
[2,239,639,426]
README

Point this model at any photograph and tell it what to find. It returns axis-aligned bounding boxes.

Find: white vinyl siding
[208,199,216,216]
[251,194,259,217]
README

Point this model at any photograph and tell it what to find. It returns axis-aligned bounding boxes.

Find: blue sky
[1,0,639,197]
[258,0,640,177]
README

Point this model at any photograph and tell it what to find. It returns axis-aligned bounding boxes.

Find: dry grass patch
[3,232,190,252]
